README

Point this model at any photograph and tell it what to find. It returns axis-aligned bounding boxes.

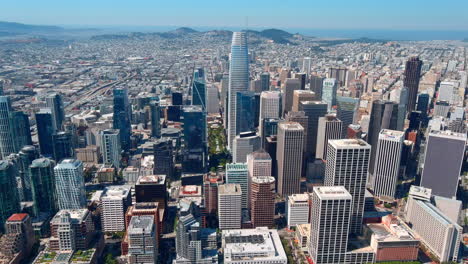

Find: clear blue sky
[3,0,468,30]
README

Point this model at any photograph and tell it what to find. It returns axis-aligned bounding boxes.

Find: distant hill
[0,21,64,35]
[171,27,198,34]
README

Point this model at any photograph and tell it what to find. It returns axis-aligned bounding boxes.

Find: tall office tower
[46,93,65,132]
[285,111,308,154]
[292,90,315,112]
[299,101,328,158]
[127,215,158,264]
[325,139,371,234]
[259,91,281,137]
[322,78,338,111]
[416,93,430,118]
[316,114,342,160]
[135,175,167,209]
[261,118,280,148]
[172,92,183,106]
[52,131,74,162]
[282,78,301,115]
[396,87,408,131]
[433,100,450,117]
[336,96,359,137]
[153,138,173,177]
[294,72,307,90]
[403,56,423,112]
[0,96,15,158]
[14,146,39,201]
[30,158,56,216]
[54,159,86,210]
[49,209,95,251]
[405,186,461,262]
[203,173,223,216]
[328,67,347,86]
[123,203,160,256]
[149,101,161,138]
[206,85,219,114]
[183,105,206,150]
[277,122,304,196]
[367,100,398,175]
[232,132,260,163]
[218,184,242,230]
[371,130,404,200]
[34,111,52,156]
[309,186,352,264]
[421,130,466,198]
[113,88,132,151]
[253,92,261,128]
[228,32,249,149]
[100,129,121,168]
[408,111,422,130]
[286,193,310,227]
[260,72,270,91]
[250,176,275,228]
[235,91,256,134]
[100,185,131,232]
[9,111,32,152]
[302,57,312,77]
[247,150,272,178]
[310,75,324,99]
[192,68,206,109]
[221,73,229,110]
[225,163,249,210]
[0,213,35,263]
[0,80,3,95]
[0,160,20,231]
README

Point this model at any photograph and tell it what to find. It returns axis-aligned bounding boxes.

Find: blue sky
[2,0,468,30]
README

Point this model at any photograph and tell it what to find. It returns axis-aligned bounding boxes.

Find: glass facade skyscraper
[46,93,65,132]
[0,160,20,232]
[236,91,256,135]
[9,111,32,152]
[30,158,56,216]
[182,105,206,150]
[228,32,249,149]
[113,88,132,151]
[192,68,206,109]
[0,96,16,159]
[36,110,54,157]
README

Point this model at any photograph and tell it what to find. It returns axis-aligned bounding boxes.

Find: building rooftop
[278,121,304,130]
[328,139,371,149]
[56,159,82,168]
[314,186,352,200]
[101,185,131,200]
[51,209,89,224]
[247,150,271,161]
[218,184,242,195]
[128,215,154,235]
[260,91,281,99]
[429,129,467,140]
[288,193,310,204]
[251,176,275,184]
[137,174,166,185]
[7,213,28,222]
[379,129,405,139]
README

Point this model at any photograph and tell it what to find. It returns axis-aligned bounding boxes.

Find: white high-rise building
[100,129,121,168]
[54,159,86,210]
[228,32,249,149]
[322,78,338,111]
[286,193,310,227]
[324,139,371,234]
[232,132,261,163]
[100,185,132,232]
[316,114,342,160]
[259,91,281,137]
[218,184,242,230]
[247,150,272,179]
[127,215,158,264]
[277,122,304,196]
[302,57,312,78]
[225,163,249,209]
[309,186,352,264]
[438,81,456,104]
[371,130,404,200]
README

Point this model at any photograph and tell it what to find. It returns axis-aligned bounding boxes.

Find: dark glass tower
[192,68,206,109]
[150,101,161,138]
[403,57,423,112]
[182,105,206,150]
[52,132,74,162]
[416,93,430,116]
[260,72,270,91]
[30,158,56,216]
[36,110,54,157]
[46,93,65,132]
[17,145,39,201]
[113,88,132,151]
[0,160,20,232]
[154,138,174,178]
[236,91,256,135]
[9,111,32,152]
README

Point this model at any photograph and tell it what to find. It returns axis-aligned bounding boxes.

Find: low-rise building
[286,193,310,227]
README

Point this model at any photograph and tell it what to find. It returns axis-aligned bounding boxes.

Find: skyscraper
[183,105,206,150]
[235,91,256,134]
[149,101,161,138]
[232,131,261,163]
[16,145,39,201]
[250,176,275,228]
[218,184,242,230]
[35,109,54,157]
[285,111,309,154]
[336,96,359,137]
[113,88,132,151]
[100,129,121,168]
[260,72,270,91]
[9,111,32,152]
[277,122,304,196]
[54,159,86,210]
[322,78,338,111]
[0,96,15,159]
[153,138,173,177]
[46,93,65,132]
[371,130,404,200]
[259,91,281,138]
[127,215,158,264]
[52,131,74,162]
[367,100,399,175]
[100,185,132,232]
[282,78,301,115]
[206,85,219,114]
[309,186,352,264]
[225,163,249,210]
[316,114,342,160]
[30,158,56,216]
[416,93,430,118]
[192,68,206,109]
[292,90,315,112]
[299,101,328,158]
[310,75,324,99]
[325,139,370,234]
[228,32,249,149]
[302,57,312,78]
[404,57,423,112]
[397,87,408,131]
[247,150,272,179]
[0,160,20,231]
[421,130,466,198]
